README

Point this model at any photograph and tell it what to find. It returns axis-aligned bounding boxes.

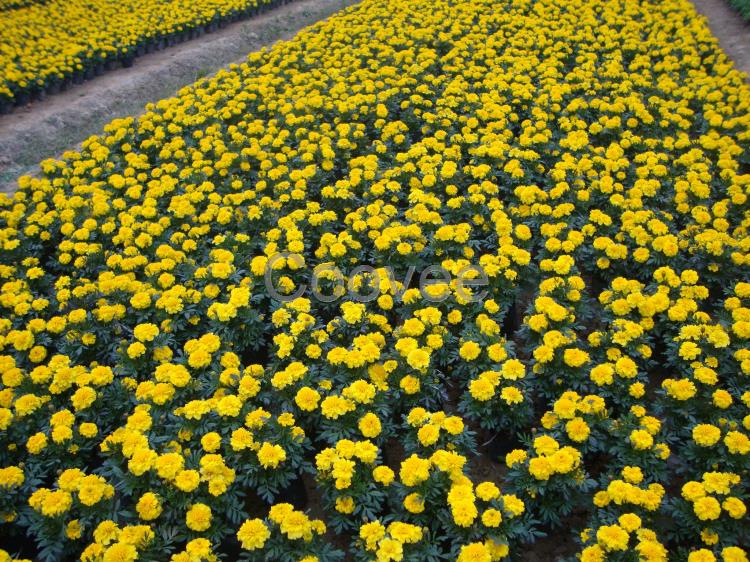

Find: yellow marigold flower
[257,443,286,469]
[721,497,747,519]
[622,466,643,484]
[687,549,717,562]
[399,455,431,487]
[563,348,590,367]
[66,519,82,540]
[721,547,748,562]
[596,524,629,551]
[725,431,750,454]
[692,424,722,447]
[630,429,653,450]
[136,492,162,521]
[237,518,270,551]
[0,466,24,489]
[406,348,430,371]
[469,377,495,401]
[127,342,147,359]
[200,432,221,453]
[417,424,440,446]
[528,457,553,481]
[475,482,500,501]
[294,387,320,412]
[618,513,641,532]
[174,470,200,493]
[457,542,491,562]
[500,386,524,405]
[693,496,721,521]
[459,341,481,361]
[133,323,159,342]
[186,503,212,532]
[565,417,590,442]
[372,466,394,486]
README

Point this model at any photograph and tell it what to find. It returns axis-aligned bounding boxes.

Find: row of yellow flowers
[1,0,750,560]
[0,0,289,109]
[0,0,42,11]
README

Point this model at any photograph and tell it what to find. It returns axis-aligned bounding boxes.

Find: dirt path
[691,0,750,78]
[0,0,358,191]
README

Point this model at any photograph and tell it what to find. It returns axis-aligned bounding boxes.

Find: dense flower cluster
[0,0,289,107]
[1,0,750,559]
[0,0,42,11]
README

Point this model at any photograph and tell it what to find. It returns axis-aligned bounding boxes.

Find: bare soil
[0,0,358,191]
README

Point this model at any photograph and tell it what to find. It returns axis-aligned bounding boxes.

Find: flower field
[1,0,750,559]
[0,0,290,110]
[0,0,42,11]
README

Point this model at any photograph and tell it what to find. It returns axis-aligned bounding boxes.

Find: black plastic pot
[14,91,30,106]
[122,56,134,68]
[0,100,12,114]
